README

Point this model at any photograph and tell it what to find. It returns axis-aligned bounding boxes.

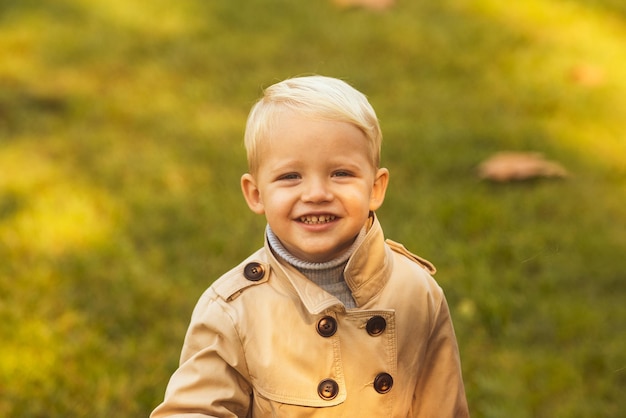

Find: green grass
[1,0,625,416]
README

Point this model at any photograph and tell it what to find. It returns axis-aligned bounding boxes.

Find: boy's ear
[241,173,265,214]
[369,168,389,211]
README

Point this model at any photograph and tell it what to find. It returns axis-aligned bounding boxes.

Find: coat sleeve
[150,291,252,418]
[412,295,470,417]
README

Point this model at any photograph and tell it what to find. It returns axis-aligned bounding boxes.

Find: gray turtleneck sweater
[266,226,367,309]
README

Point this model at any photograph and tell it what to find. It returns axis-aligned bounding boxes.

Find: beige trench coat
[151,216,469,417]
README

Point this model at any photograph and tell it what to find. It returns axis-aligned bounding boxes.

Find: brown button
[373,372,393,394]
[317,316,337,337]
[366,315,387,336]
[243,262,265,281]
[317,379,339,400]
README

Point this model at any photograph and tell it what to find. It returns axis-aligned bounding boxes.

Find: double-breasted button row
[316,315,387,338]
[243,262,265,281]
[316,373,393,400]
[314,315,392,400]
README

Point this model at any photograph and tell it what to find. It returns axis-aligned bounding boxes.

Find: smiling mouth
[299,215,336,225]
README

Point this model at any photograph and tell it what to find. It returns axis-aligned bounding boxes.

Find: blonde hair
[244,75,382,174]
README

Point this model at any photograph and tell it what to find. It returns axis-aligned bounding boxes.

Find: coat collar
[264,214,392,314]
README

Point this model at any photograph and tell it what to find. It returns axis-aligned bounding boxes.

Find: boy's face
[241,110,388,263]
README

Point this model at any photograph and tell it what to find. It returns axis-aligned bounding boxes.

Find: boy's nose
[302,178,333,203]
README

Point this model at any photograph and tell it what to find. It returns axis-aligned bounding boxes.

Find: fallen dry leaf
[332,0,395,11]
[477,151,569,182]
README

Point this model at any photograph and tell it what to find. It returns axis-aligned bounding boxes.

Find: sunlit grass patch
[0,141,120,256]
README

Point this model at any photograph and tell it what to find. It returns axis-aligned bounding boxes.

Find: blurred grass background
[1,0,625,416]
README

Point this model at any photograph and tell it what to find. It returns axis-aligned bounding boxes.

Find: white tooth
[300,215,336,224]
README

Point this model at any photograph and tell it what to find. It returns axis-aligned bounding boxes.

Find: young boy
[151,75,469,417]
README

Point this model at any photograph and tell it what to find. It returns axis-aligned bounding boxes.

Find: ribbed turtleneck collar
[265,225,368,309]
[265,225,367,273]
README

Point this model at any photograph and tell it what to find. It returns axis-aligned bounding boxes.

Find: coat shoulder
[385,239,437,275]
[210,248,271,302]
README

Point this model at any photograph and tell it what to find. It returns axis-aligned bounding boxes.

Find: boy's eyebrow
[325,158,367,169]
[267,160,368,175]
[261,161,302,178]
[266,159,300,172]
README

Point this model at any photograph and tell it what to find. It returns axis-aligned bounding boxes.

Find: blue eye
[333,171,351,177]
[279,173,300,180]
